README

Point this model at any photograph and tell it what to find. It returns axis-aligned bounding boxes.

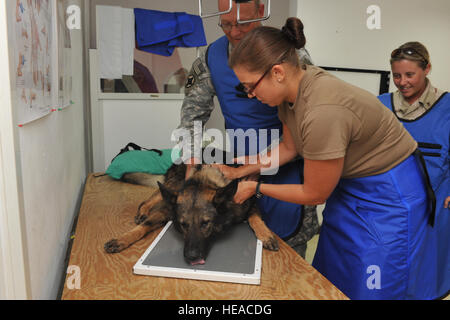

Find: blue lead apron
[379,92,450,297]
[312,153,438,299]
[207,36,302,239]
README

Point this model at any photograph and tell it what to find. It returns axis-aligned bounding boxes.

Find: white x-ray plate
[133,221,263,285]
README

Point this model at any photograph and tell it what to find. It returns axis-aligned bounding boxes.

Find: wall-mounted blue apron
[313,153,438,299]
[207,36,302,239]
[379,92,449,298]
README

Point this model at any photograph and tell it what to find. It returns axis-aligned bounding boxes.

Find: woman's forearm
[234,158,344,206]
[234,140,298,178]
[259,183,326,205]
[259,158,344,204]
[234,181,325,205]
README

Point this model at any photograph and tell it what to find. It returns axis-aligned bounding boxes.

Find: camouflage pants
[285,205,320,259]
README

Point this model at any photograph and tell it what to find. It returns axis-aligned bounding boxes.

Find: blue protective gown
[379,92,450,298]
[207,36,302,238]
[312,153,438,299]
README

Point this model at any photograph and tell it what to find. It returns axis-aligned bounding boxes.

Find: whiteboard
[133,221,263,285]
[321,66,390,96]
[328,70,380,95]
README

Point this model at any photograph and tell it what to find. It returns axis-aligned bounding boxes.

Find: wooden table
[61,174,348,300]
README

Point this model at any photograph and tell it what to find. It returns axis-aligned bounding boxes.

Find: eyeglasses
[218,20,254,32]
[240,50,289,95]
[241,64,274,95]
[391,47,428,64]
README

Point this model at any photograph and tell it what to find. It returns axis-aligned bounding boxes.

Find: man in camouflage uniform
[177,0,319,258]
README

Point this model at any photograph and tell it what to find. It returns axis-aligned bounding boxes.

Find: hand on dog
[213,155,272,180]
[212,163,242,180]
[234,154,272,168]
[445,196,450,208]
[185,157,202,179]
[234,180,258,204]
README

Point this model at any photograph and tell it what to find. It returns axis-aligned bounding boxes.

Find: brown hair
[390,41,430,70]
[229,17,306,73]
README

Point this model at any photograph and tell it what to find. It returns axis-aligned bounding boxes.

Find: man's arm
[177,48,216,164]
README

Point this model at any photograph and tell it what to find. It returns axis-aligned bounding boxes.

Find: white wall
[100,98,183,170]
[0,0,30,300]
[296,0,450,92]
[1,0,88,299]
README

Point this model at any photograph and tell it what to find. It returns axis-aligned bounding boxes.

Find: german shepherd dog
[104,162,279,265]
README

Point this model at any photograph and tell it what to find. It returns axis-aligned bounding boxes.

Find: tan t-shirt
[278,66,417,178]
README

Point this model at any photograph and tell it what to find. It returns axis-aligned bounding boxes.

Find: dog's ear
[158,182,177,208]
[213,179,238,206]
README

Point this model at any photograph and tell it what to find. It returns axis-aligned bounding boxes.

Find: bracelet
[255,180,263,199]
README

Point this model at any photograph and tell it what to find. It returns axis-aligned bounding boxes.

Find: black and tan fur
[104,163,278,264]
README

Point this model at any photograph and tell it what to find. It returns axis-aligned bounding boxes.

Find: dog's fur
[104,163,278,264]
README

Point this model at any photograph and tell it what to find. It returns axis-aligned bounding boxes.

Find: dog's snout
[184,247,205,265]
[184,233,208,265]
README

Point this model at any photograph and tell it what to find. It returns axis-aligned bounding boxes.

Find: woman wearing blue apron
[223,18,439,299]
[207,35,304,240]
[378,42,449,298]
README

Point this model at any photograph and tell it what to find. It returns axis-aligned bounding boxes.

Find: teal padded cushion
[106,148,181,179]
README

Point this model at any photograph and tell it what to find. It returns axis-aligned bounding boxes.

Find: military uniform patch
[185,74,195,88]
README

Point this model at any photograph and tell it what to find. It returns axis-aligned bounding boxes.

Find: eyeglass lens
[219,21,251,30]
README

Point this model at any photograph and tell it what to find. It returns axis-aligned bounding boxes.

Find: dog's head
[158,179,238,265]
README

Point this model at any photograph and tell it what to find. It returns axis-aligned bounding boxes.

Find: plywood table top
[61,174,348,300]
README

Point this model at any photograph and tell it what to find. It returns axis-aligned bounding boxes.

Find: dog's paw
[262,236,279,251]
[134,213,148,225]
[104,239,127,253]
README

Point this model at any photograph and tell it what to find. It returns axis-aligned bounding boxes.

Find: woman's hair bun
[281,17,306,49]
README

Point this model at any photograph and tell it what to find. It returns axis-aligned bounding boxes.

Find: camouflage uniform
[178,44,319,259]
[285,205,320,258]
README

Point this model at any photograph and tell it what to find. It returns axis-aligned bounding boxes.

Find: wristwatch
[255,180,263,199]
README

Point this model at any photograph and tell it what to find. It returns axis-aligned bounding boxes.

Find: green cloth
[106,148,181,179]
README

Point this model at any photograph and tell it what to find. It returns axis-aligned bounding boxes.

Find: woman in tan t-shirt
[215,17,438,300]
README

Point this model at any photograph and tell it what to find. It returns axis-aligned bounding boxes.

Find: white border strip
[133,221,262,285]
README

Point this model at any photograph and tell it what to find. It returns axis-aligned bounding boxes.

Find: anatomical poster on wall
[57,0,72,109]
[13,0,54,125]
